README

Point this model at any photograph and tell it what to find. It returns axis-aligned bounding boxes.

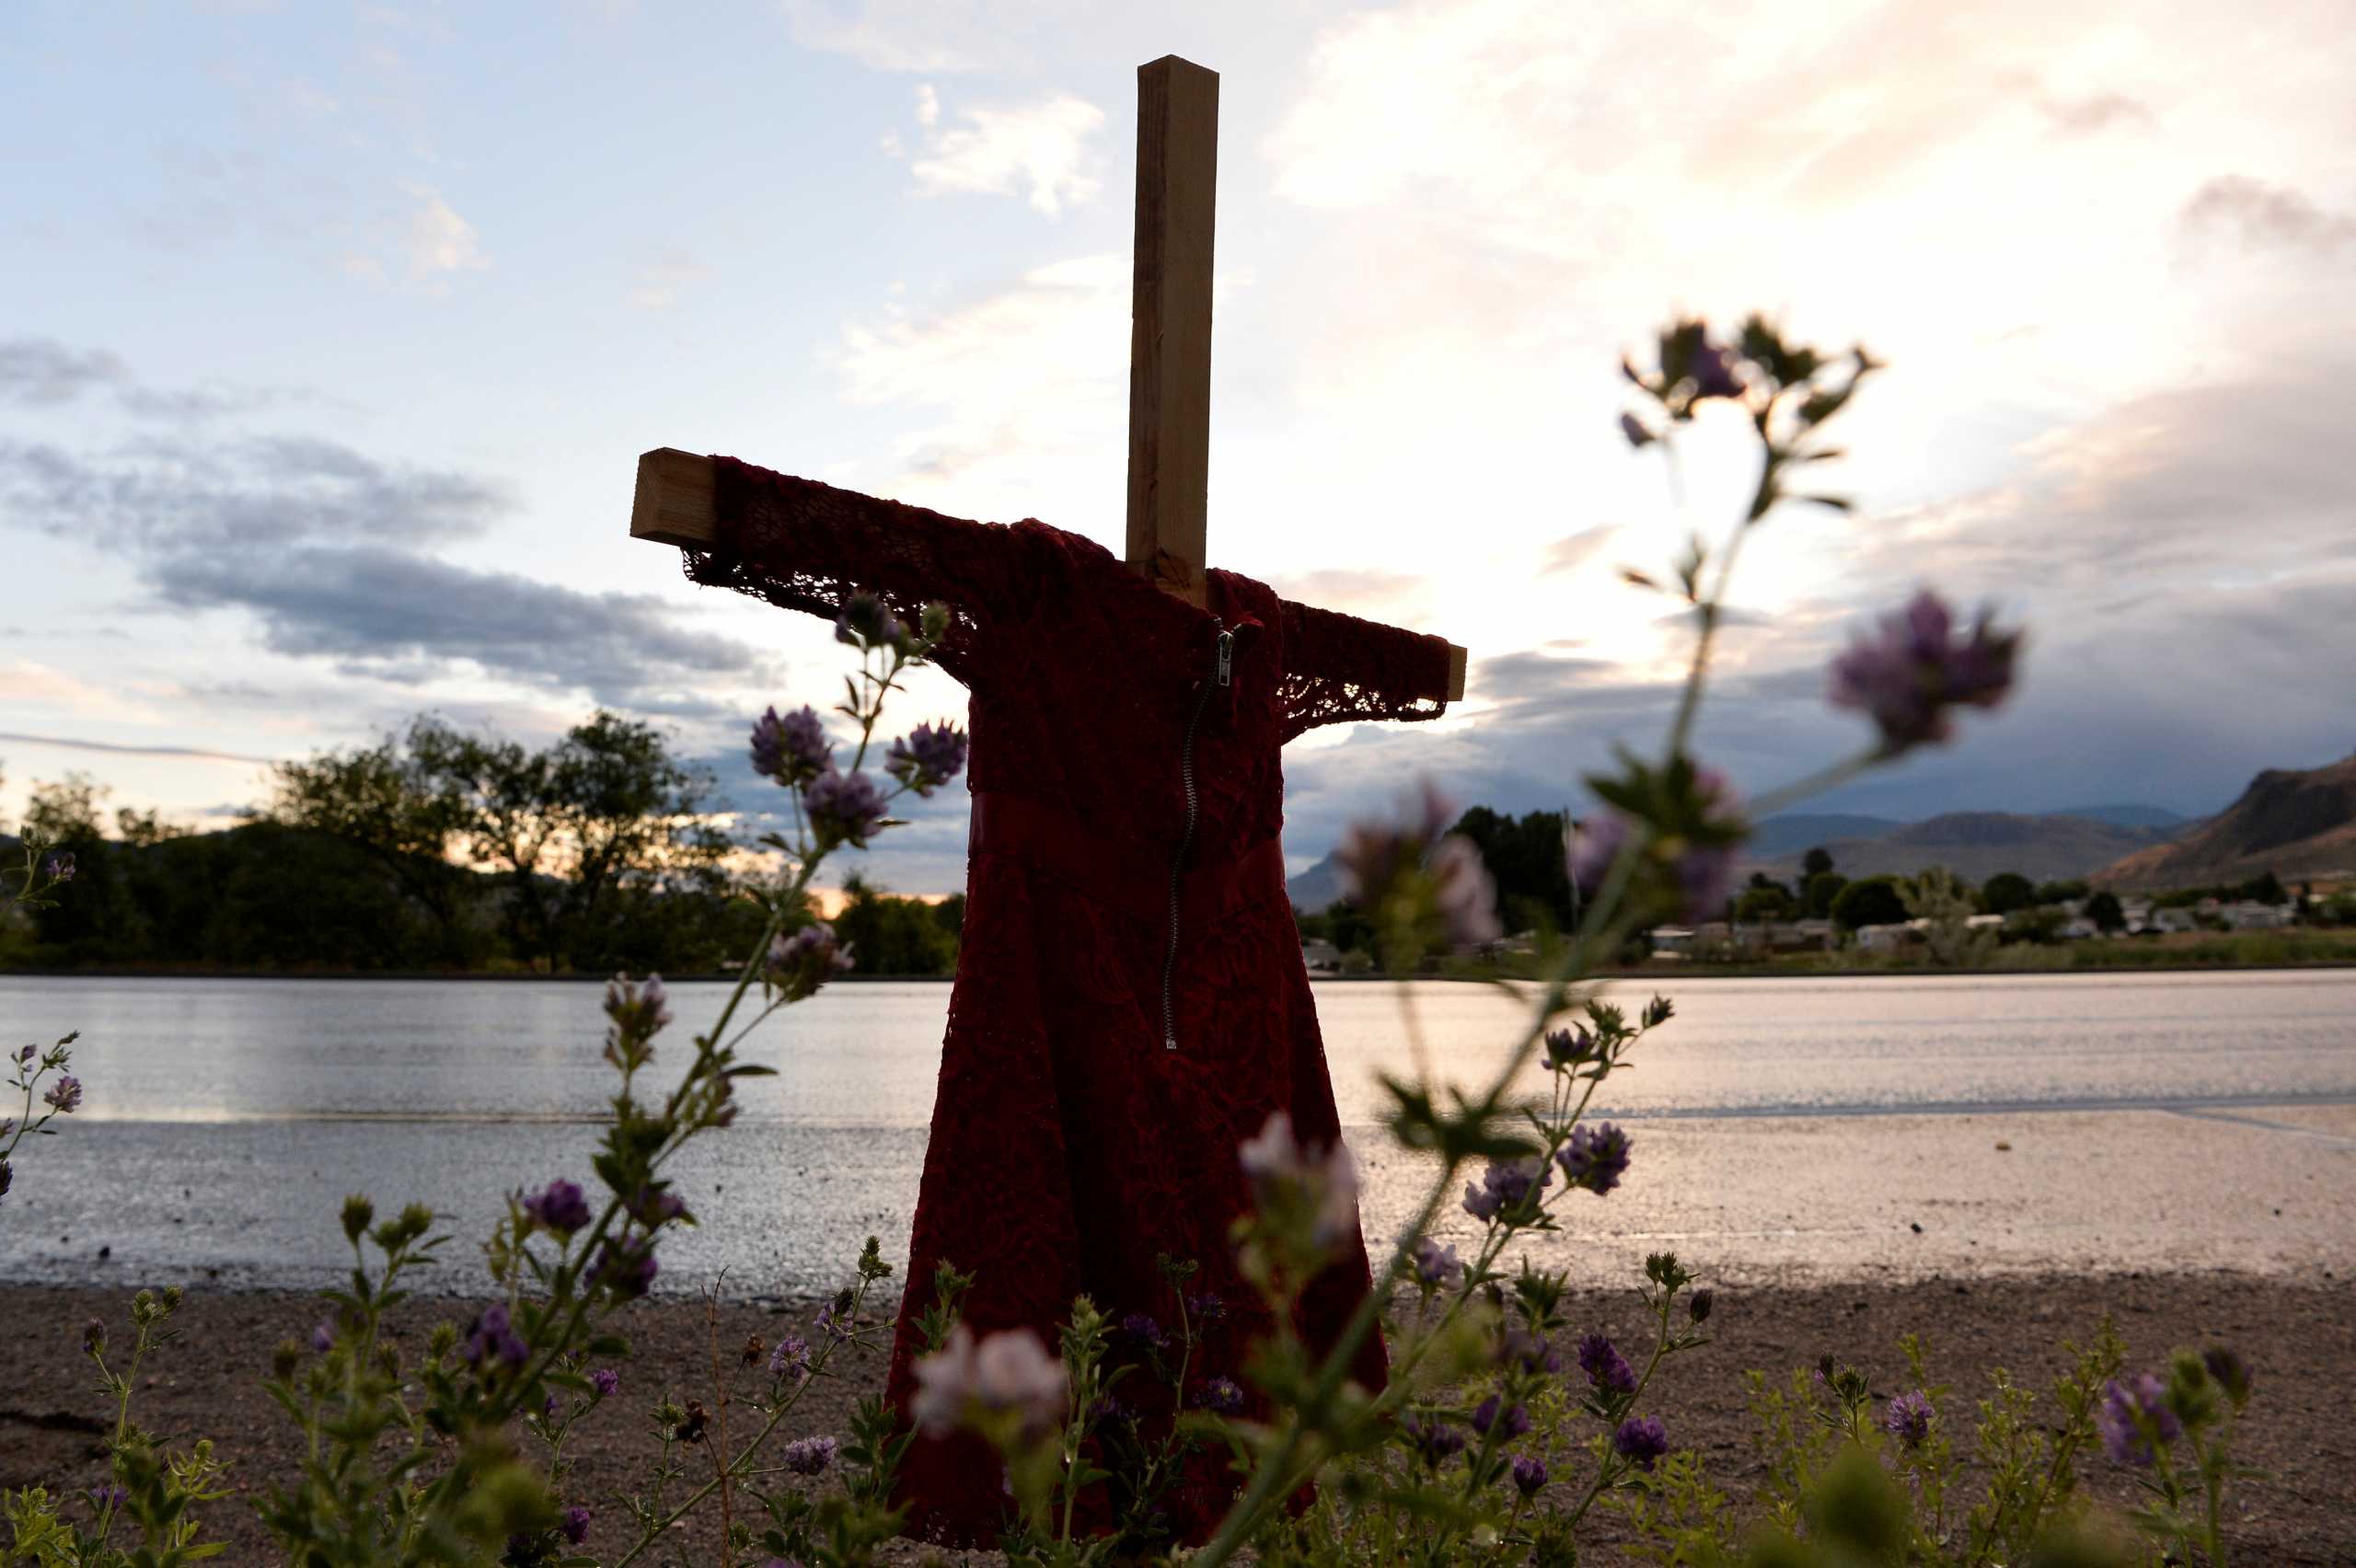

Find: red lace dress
[686,455,1454,1547]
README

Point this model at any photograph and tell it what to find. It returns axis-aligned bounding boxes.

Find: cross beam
[627,55,1467,704]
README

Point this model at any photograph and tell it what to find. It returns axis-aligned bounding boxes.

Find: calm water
[5,971,2352,1295]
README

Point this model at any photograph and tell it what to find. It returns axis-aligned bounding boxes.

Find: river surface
[4,971,2351,1295]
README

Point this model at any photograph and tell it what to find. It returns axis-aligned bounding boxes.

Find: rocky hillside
[1745,811,2175,884]
[2093,755,2356,891]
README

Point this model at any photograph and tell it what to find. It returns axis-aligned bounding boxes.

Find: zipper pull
[1216,628,1234,687]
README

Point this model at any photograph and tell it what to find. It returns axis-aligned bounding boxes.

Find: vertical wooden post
[1126,55,1218,601]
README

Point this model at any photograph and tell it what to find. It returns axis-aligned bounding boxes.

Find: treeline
[0,715,963,977]
[1291,804,2356,966]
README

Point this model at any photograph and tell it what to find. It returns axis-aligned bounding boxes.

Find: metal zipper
[1161,623,1232,1050]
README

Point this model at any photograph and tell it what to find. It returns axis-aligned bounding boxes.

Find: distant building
[2218,901,2293,930]
[1300,938,1342,972]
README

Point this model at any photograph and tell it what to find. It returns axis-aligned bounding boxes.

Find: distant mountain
[2053,803,2191,830]
[1745,813,1903,858]
[1288,849,1348,913]
[2092,755,2356,891]
[1750,812,2175,885]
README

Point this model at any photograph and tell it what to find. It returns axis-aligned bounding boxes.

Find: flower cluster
[1880,1389,1934,1449]
[1335,782,1501,951]
[463,1303,527,1368]
[522,1178,592,1235]
[780,1435,838,1476]
[1567,766,1746,924]
[834,592,906,651]
[803,769,888,850]
[1830,589,2021,756]
[766,922,856,1001]
[1239,1111,1361,1255]
[1462,1155,1552,1223]
[751,705,834,786]
[884,721,968,798]
[909,1323,1068,1442]
[2096,1371,2183,1468]
[1577,1333,1637,1397]
[1613,1415,1669,1470]
[1556,1122,1632,1196]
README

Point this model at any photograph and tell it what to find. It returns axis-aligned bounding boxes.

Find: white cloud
[398,181,487,281]
[901,89,1107,216]
[830,255,1129,522]
[628,251,712,311]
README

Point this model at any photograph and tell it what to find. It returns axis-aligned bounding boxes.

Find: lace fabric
[687,455,1451,1545]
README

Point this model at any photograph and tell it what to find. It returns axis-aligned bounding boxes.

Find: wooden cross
[629,55,1468,704]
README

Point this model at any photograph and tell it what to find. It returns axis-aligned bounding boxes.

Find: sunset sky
[5,0,2353,894]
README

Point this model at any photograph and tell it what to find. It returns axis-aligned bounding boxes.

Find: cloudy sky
[4,0,2352,894]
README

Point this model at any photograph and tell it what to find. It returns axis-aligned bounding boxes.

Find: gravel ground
[3,1272,2348,1565]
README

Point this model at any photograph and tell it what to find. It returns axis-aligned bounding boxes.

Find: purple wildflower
[1412,1238,1464,1289]
[1829,589,2021,756]
[1565,812,1631,902]
[311,1320,335,1355]
[594,1239,659,1299]
[1577,1333,1638,1396]
[87,1482,127,1511]
[1543,1024,1596,1070]
[766,922,855,999]
[626,1185,690,1227]
[15,1043,35,1065]
[1462,1155,1552,1223]
[42,1076,82,1113]
[1557,1123,1633,1197]
[1197,1376,1245,1415]
[559,1505,592,1545]
[1511,1453,1548,1496]
[2202,1346,2253,1405]
[1120,1313,1169,1353]
[45,852,76,883]
[2096,1374,2182,1468]
[768,1333,811,1381]
[1092,1391,1140,1427]
[1687,337,1743,400]
[1881,1389,1934,1448]
[590,1367,619,1397]
[884,721,969,797]
[1336,781,1454,905]
[0,1159,12,1200]
[603,974,672,1037]
[803,769,888,849]
[1185,1291,1227,1325]
[1472,1396,1530,1439]
[83,1318,105,1355]
[834,592,904,650]
[1614,1415,1669,1470]
[1403,1412,1467,1466]
[814,1298,855,1342]
[1497,1328,1560,1375]
[909,1324,1068,1440]
[463,1303,528,1368]
[781,1435,837,1476]
[524,1178,593,1235]
[1567,773,1744,923]
[1618,411,1654,449]
[1428,835,1504,948]
[1239,1111,1361,1251]
[750,705,833,786]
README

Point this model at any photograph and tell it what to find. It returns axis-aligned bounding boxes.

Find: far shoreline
[5,961,2355,983]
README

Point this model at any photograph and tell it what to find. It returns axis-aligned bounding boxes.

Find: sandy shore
[2,1273,2348,1564]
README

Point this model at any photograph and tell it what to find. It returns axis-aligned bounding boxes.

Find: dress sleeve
[1277,598,1455,742]
[681,455,1032,686]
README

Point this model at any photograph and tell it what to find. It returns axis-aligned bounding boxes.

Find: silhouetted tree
[1831,875,1909,931]
[1981,871,2037,916]
[1802,846,1835,880]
